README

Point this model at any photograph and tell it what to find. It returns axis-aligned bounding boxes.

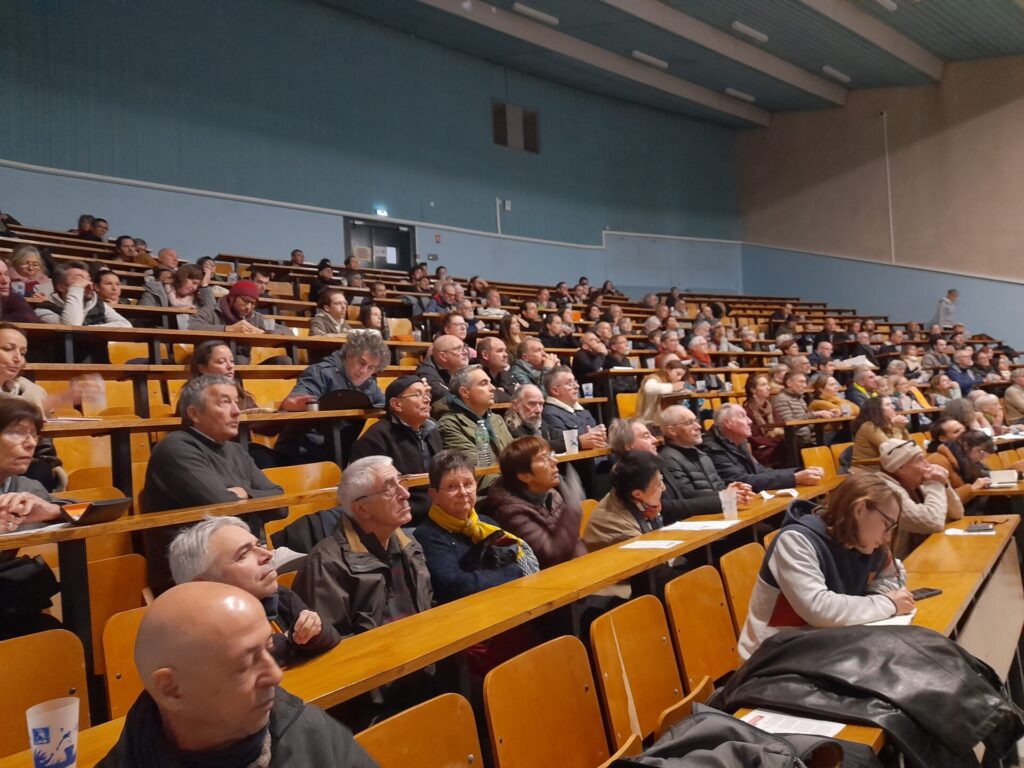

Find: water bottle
[412,329,422,342]
[475,419,494,467]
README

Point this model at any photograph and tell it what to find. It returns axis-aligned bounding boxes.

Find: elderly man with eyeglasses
[294,455,433,638]
[873,438,963,558]
[349,376,442,525]
[416,333,469,403]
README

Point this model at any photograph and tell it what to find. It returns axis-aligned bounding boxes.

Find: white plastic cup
[695,380,707,393]
[26,697,79,768]
[563,428,579,454]
[581,383,594,398]
[719,487,738,520]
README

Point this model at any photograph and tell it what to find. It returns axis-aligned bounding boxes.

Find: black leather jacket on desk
[710,625,1024,768]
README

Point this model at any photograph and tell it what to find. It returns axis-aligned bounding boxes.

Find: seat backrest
[719,543,766,635]
[89,554,149,674]
[590,596,684,749]
[829,441,852,468]
[102,606,147,719]
[263,462,343,543]
[356,693,482,768]
[0,630,90,757]
[616,393,638,418]
[800,446,836,479]
[107,341,150,366]
[763,528,780,548]
[663,566,741,692]
[484,635,612,768]
[244,379,297,410]
[579,498,598,536]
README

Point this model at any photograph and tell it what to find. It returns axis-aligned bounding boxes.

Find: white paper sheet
[865,609,917,627]
[620,540,680,550]
[740,709,846,737]
[661,520,738,531]
[759,488,798,499]
[0,521,70,537]
[945,528,997,536]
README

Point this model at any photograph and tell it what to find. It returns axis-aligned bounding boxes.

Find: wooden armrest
[653,676,714,741]
[599,733,643,766]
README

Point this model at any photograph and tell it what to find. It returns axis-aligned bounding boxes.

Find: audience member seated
[10,245,54,297]
[947,348,982,396]
[138,264,213,329]
[851,397,911,466]
[401,274,434,316]
[349,375,440,525]
[636,358,688,424]
[276,330,387,465]
[873,438,964,557]
[571,331,607,383]
[686,335,723,390]
[703,404,823,492]
[248,265,274,296]
[813,316,845,348]
[503,384,565,451]
[709,324,742,354]
[541,366,607,450]
[974,392,1006,434]
[482,436,585,568]
[807,340,833,369]
[771,371,836,447]
[169,516,341,667]
[921,336,952,373]
[878,329,906,357]
[498,314,525,353]
[294,456,432,636]
[584,451,664,552]
[657,405,753,521]
[96,582,375,768]
[289,248,305,267]
[415,450,537,604]
[309,259,336,300]
[1003,368,1024,423]
[439,311,472,358]
[308,287,352,337]
[518,300,543,333]
[926,430,994,514]
[943,397,989,432]
[140,375,285,594]
[737,474,912,659]
[455,298,479,336]
[416,333,468,402]
[0,259,41,321]
[69,213,93,237]
[476,337,515,402]
[607,417,658,459]
[743,373,785,467]
[509,337,558,389]
[927,372,958,407]
[190,280,290,362]
[34,259,131,328]
[0,399,72,639]
[845,366,879,409]
[110,235,137,264]
[478,288,508,318]
[424,280,459,314]
[437,366,512,491]
[359,301,390,341]
[926,415,966,454]
[538,312,576,349]
[94,269,123,306]
[187,340,259,411]
[809,374,858,417]
[971,347,999,383]
[848,331,879,367]
[900,344,925,380]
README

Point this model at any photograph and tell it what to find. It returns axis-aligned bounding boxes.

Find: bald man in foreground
[97,582,377,768]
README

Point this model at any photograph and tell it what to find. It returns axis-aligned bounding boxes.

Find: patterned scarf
[428,504,528,564]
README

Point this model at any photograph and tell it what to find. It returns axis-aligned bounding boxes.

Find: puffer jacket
[482,481,585,568]
[701,427,798,492]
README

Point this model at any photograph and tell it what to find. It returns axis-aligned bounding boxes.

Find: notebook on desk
[988,469,1018,489]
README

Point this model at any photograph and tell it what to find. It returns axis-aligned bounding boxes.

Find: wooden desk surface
[906,570,982,637]
[902,515,1018,576]
[24,363,416,381]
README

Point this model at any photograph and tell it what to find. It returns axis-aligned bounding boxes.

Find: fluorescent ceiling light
[725,87,755,103]
[512,2,558,26]
[631,49,669,70]
[874,0,898,11]
[375,208,389,217]
[730,21,768,44]
[821,65,851,83]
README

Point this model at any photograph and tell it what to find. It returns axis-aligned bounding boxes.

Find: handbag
[0,555,60,615]
[459,530,519,571]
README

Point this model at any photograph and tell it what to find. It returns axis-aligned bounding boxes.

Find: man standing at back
[931,288,958,329]
[97,582,376,767]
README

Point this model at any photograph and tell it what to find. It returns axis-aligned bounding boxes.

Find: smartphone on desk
[911,587,943,601]
[966,522,996,533]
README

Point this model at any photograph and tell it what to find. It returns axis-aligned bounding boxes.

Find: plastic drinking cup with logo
[26,697,79,768]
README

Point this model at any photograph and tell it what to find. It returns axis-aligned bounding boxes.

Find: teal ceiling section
[853,0,1024,61]
[662,0,935,88]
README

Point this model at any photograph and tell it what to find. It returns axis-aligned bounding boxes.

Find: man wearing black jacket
[349,376,442,524]
[168,517,341,668]
[96,582,375,768]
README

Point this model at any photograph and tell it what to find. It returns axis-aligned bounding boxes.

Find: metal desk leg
[132,375,151,418]
[111,431,133,499]
[57,539,105,723]
[63,332,75,363]
[148,337,163,364]
[237,423,251,450]
[605,377,618,419]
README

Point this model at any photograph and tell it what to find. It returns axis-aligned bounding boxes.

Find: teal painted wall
[0,0,738,245]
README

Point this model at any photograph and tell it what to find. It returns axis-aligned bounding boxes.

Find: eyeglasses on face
[354,476,407,502]
[869,504,900,533]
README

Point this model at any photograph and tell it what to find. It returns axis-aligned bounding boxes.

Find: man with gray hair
[505,383,565,451]
[845,365,879,409]
[140,374,285,594]
[608,417,658,458]
[169,516,340,666]
[294,456,432,637]
[702,403,824,492]
[276,329,388,464]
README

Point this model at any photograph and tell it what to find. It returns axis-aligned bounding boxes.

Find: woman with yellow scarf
[415,450,539,604]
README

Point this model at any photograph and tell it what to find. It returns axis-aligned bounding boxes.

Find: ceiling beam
[796,0,944,80]
[596,0,847,106]
[416,0,771,126]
